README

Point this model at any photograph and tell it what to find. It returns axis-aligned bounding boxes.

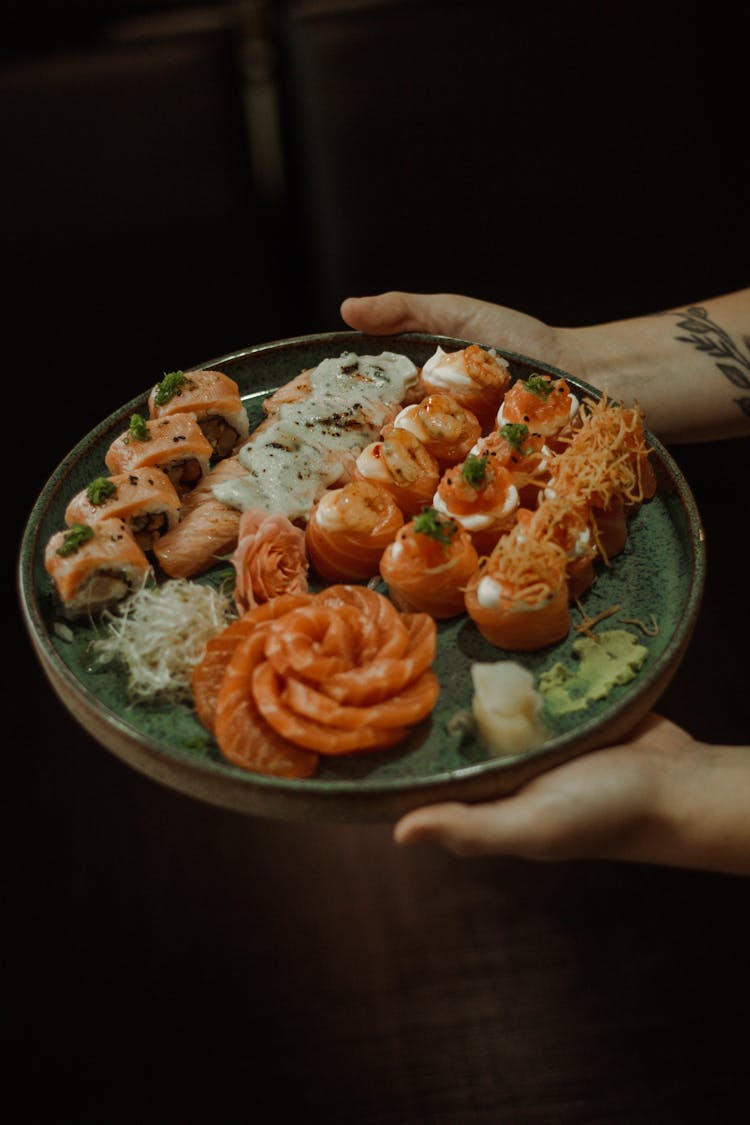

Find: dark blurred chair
[3,2,295,532]
[271,0,748,328]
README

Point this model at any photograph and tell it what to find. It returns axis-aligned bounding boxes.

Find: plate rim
[17,330,706,819]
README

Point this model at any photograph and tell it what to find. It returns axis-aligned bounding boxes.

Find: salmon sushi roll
[379,507,479,619]
[497,373,579,445]
[544,395,655,561]
[64,468,181,552]
[305,480,405,582]
[464,525,570,650]
[472,423,551,507]
[148,369,249,459]
[44,517,151,619]
[515,496,597,600]
[153,455,246,578]
[385,393,482,471]
[105,412,213,496]
[432,450,519,557]
[352,427,440,517]
[419,344,511,432]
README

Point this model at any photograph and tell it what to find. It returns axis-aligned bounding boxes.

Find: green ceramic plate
[18,332,705,822]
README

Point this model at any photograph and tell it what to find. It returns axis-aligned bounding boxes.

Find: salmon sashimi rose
[196,585,439,775]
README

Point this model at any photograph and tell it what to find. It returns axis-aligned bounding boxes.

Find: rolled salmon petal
[214,627,319,778]
[263,605,362,682]
[317,584,412,660]
[323,612,437,706]
[281,669,440,731]
[251,662,409,754]
[191,593,314,731]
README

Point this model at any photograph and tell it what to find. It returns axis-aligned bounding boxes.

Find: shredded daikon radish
[92,579,236,703]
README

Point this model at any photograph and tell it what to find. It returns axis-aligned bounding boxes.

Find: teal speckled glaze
[17,332,706,822]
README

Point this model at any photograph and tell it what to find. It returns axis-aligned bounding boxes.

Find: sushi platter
[18,332,705,822]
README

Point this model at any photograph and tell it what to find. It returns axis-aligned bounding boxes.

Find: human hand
[393,714,738,870]
[340,291,580,375]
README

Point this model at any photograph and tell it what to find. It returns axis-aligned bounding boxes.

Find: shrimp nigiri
[305,480,404,582]
[379,507,479,619]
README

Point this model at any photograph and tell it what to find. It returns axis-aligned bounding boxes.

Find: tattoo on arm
[669,306,750,420]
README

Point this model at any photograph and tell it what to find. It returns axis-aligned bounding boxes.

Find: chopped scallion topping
[461,452,488,486]
[523,374,554,400]
[127,413,150,443]
[499,422,530,453]
[56,523,95,557]
[86,477,117,505]
[412,506,457,548]
[153,370,187,406]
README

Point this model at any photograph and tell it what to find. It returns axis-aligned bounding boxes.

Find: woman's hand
[340,291,578,375]
[393,715,750,876]
[341,288,750,442]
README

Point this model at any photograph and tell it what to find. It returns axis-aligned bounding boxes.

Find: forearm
[565,289,750,443]
[604,740,750,877]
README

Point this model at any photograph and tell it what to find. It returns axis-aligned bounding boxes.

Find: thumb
[340,291,484,337]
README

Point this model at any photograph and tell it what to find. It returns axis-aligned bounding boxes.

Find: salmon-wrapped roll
[105,412,213,496]
[44,517,151,619]
[380,507,479,619]
[471,422,550,507]
[154,455,246,578]
[497,373,579,446]
[352,427,440,517]
[385,393,482,472]
[305,480,404,582]
[148,369,249,460]
[432,450,519,557]
[64,468,181,552]
[515,496,597,600]
[464,524,570,650]
[544,394,656,562]
[419,344,511,432]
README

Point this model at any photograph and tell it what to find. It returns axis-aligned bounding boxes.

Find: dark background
[7,2,749,1120]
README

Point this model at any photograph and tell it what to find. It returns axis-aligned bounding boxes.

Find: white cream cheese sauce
[422,345,508,392]
[422,346,475,391]
[476,574,511,609]
[212,352,418,520]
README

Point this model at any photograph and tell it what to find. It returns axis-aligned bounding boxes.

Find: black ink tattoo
[669,305,750,420]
